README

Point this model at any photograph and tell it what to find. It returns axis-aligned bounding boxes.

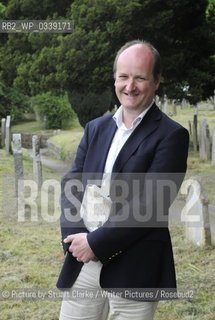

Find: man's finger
[63,235,75,243]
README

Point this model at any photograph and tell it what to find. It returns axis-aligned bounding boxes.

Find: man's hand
[64,233,97,263]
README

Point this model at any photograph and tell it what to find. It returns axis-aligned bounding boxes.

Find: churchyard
[0,102,215,319]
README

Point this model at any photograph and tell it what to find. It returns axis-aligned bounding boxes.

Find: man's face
[114,45,160,113]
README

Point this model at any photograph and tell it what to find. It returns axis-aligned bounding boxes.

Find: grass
[0,147,215,320]
[186,151,215,204]
[48,129,84,160]
[12,120,46,134]
[171,104,215,133]
[155,227,215,320]
[0,149,62,319]
[1,105,214,319]
[11,117,81,135]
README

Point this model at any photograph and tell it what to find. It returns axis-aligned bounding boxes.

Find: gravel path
[28,148,71,175]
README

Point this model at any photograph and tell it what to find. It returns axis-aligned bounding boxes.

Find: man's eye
[119,75,127,79]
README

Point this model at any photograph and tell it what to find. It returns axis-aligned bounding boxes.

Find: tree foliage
[0,0,214,125]
[31,92,75,129]
[68,89,112,127]
[0,80,30,120]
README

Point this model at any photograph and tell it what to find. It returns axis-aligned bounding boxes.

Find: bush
[68,89,112,127]
[32,92,75,129]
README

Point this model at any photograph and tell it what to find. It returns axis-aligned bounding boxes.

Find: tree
[61,0,215,114]
[0,0,214,126]
[68,89,112,127]
[0,0,72,120]
[4,0,71,19]
[0,81,30,120]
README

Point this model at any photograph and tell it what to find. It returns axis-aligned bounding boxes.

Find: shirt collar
[113,100,154,130]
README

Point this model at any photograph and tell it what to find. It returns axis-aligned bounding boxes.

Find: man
[57,40,189,319]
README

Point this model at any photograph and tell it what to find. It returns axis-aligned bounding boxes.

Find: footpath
[29,147,71,175]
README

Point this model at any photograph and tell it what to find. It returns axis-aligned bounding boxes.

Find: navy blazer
[56,104,189,299]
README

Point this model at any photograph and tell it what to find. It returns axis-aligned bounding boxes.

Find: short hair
[113,40,162,80]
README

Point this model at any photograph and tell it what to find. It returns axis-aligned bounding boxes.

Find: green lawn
[170,103,215,133]
[1,105,214,319]
[48,129,84,160]
[12,120,46,134]
[0,149,62,319]
[0,148,215,319]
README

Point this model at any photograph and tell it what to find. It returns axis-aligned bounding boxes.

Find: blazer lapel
[112,104,161,173]
[95,116,117,172]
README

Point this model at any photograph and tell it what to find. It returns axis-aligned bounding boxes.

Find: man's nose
[126,78,136,91]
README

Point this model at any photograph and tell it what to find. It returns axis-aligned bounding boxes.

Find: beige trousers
[59,261,158,320]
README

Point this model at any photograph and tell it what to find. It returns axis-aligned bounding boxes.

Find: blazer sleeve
[87,126,189,264]
[60,124,90,254]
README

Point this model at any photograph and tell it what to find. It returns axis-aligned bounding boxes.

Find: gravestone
[163,94,168,114]
[172,100,177,116]
[199,119,210,161]
[155,95,161,108]
[188,120,192,137]
[211,130,215,166]
[5,115,11,155]
[208,205,215,246]
[213,90,215,110]
[12,134,24,197]
[32,135,42,189]
[1,118,6,148]
[182,99,186,109]
[181,179,211,247]
[192,114,198,152]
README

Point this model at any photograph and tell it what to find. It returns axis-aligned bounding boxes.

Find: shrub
[68,89,112,127]
[32,92,75,129]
